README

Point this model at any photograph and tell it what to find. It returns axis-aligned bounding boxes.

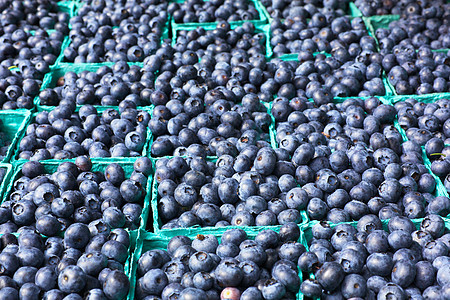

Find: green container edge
[0,110,32,164]
[0,163,14,200]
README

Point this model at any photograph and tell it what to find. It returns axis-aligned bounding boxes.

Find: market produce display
[0,0,448,299]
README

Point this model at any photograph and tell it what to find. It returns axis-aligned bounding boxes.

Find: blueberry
[315,261,345,292]
[192,271,213,290]
[64,223,91,250]
[57,265,86,293]
[262,278,286,300]
[0,287,19,299]
[140,268,168,295]
[179,287,207,300]
[21,161,44,179]
[214,258,243,287]
[338,248,365,274]
[391,259,416,288]
[421,214,446,239]
[285,187,309,210]
[341,274,367,298]
[217,178,239,205]
[104,164,125,187]
[377,283,406,300]
[300,278,322,298]
[103,270,130,300]
[173,183,197,207]
[241,287,263,300]
[366,253,393,277]
[388,230,413,250]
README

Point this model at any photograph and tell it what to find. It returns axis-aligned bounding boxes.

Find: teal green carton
[349,2,363,17]
[33,62,150,111]
[129,225,307,300]
[302,217,450,250]
[300,217,450,299]
[12,107,153,162]
[58,1,77,18]
[365,15,400,36]
[260,1,358,23]
[388,94,450,201]
[5,158,153,236]
[170,0,268,28]
[172,22,273,59]
[149,157,309,238]
[262,101,277,149]
[0,110,32,163]
[0,222,138,300]
[274,50,395,96]
[0,163,13,200]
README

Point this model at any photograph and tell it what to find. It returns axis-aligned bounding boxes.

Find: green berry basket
[129,224,307,299]
[11,106,153,162]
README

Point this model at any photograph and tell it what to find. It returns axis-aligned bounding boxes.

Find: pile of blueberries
[173,22,267,58]
[395,98,450,147]
[376,12,450,52]
[154,95,450,232]
[356,0,450,51]
[299,214,450,299]
[0,0,68,107]
[354,0,414,16]
[355,0,449,21]
[136,224,303,299]
[169,0,261,24]
[0,64,41,110]
[1,157,152,235]
[18,104,151,160]
[395,98,450,190]
[368,0,450,95]
[268,50,385,98]
[63,0,168,63]
[0,28,65,110]
[38,62,155,107]
[270,14,373,57]
[0,223,131,299]
[149,90,272,157]
[272,96,449,220]
[260,0,350,19]
[0,157,153,298]
[0,0,70,31]
[155,152,308,229]
[382,46,450,95]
